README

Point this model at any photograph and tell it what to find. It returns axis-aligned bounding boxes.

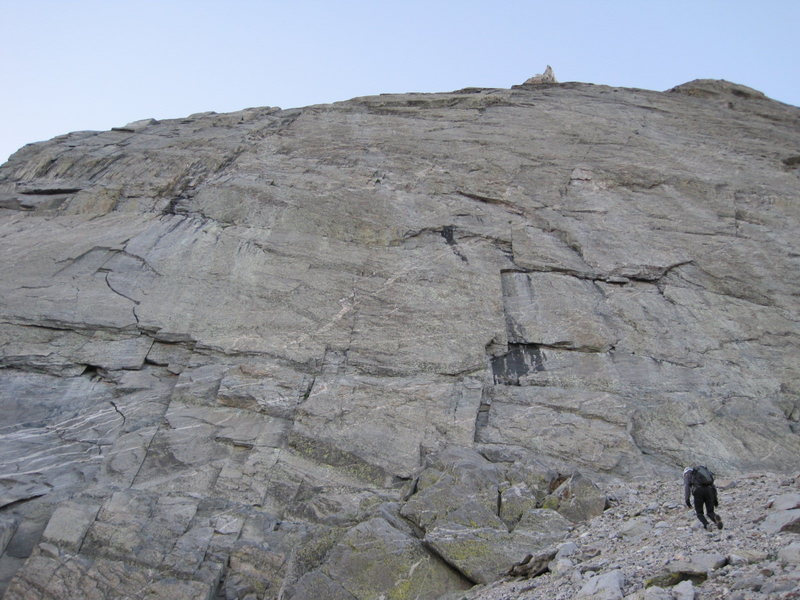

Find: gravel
[459,471,800,600]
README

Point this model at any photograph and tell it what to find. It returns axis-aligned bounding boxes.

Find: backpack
[693,465,714,486]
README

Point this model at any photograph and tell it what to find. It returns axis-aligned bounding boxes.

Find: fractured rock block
[544,473,608,522]
[319,518,470,597]
[41,502,101,553]
[500,271,614,350]
[0,515,19,555]
[4,553,212,600]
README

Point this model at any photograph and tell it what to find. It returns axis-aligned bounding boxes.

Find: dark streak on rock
[491,344,545,386]
[455,189,525,216]
[440,226,468,262]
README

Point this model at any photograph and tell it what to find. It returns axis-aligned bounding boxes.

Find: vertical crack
[474,385,492,442]
[103,271,141,325]
[110,400,127,430]
[129,424,161,488]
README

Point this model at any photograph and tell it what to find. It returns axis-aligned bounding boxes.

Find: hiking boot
[713,514,723,530]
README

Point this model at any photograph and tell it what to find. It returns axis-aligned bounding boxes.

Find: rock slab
[1,76,799,598]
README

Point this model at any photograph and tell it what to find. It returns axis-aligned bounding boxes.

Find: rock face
[0,76,798,598]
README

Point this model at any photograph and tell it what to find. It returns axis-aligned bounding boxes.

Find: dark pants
[693,485,717,527]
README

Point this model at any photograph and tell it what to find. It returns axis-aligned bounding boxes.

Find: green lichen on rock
[425,523,564,584]
[287,432,390,486]
[646,571,707,587]
[541,495,560,511]
[314,518,470,598]
[387,577,415,600]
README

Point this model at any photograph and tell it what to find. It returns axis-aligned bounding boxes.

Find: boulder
[425,522,561,585]
[672,579,696,600]
[420,506,570,583]
[777,541,800,565]
[761,577,800,594]
[577,569,624,599]
[645,552,726,589]
[400,449,573,584]
[728,549,769,565]
[506,546,558,578]
[400,448,505,531]
[523,65,557,85]
[618,517,651,540]
[515,508,573,537]
[768,492,800,510]
[667,553,728,573]
[646,571,706,588]
[731,576,765,592]
[304,518,470,599]
[499,482,541,525]
[556,541,579,559]
[760,508,800,534]
[642,587,673,600]
[545,473,608,522]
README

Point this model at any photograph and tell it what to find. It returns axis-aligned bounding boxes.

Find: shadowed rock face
[0,78,798,598]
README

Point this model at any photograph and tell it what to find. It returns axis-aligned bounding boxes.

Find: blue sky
[1,0,798,163]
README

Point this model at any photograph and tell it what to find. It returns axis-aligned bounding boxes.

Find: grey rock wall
[0,77,798,598]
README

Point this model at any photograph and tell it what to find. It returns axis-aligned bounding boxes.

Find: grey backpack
[693,465,714,486]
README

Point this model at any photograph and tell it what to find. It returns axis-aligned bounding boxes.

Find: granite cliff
[0,75,798,599]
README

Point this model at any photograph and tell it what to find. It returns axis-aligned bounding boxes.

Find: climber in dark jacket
[684,466,723,530]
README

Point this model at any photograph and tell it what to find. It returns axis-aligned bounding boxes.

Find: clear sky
[1,0,798,164]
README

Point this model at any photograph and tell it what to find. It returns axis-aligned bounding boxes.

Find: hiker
[684,466,723,530]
